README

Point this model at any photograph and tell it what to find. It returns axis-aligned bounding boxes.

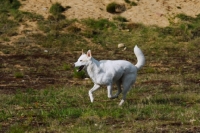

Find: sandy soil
[19,0,200,27]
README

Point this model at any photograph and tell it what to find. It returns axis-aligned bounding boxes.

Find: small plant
[3,37,10,42]
[63,63,71,71]
[0,0,21,10]
[2,50,10,54]
[83,18,116,30]
[14,72,24,78]
[130,1,137,6]
[73,68,85,79]
[106,2,118,13]
[176,13,194,22]
[49,2,65,16]
[113,16,128,22]
[126,23,143,30]
[124,0,137,6]
[67,25,81,33]
[124,0,131,4]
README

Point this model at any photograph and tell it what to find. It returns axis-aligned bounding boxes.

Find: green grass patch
[49,2,65,16]
[106,2,118,13]
[63,63,71,71]
[0,0,21,11]
[113,16,128,22]
[1,86,200,132]
[14,72,24,78]
[83,18,116,30]
[73,68,86,79]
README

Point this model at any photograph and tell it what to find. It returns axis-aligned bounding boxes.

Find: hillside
[19,0,200,27]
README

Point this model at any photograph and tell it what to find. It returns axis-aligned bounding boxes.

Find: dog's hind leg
[119,88,129,106]
[119,76,136,106]
[119,89,128,106]
[89,84,100,103]
[111,81,122,99]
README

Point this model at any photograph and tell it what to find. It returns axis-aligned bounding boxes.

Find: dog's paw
[119,99,125,106]
[90,97,94,103]
[89,92,94,102]
[108,96,112,99]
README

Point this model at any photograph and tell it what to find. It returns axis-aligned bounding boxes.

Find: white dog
[74,45,145,106]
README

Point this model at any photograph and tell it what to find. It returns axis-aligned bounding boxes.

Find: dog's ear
[87,50,92,58]
[82,49,84,55]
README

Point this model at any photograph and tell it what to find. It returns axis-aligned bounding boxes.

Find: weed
[67,25,81,33]
[38,18,74,33]
[130,1,138,6]
[126,23,143,30]
[10,11,44,22]
[2,37,10,42]
[124,0,138,6]
[0,0,21,11]
[176,13,195,22]
[113,16,128,22]
[14,72,24,78]
[2,49,10,54]
[191,27,200,39]
[7,124,26,133]
[83,18,116,30]
[144,66,156,73]
[0,14,19,36]
[63,63,71,71]
[49,2,65,16]
[73,68,85,79]
[106,2,119,13]
[124,0,131,4]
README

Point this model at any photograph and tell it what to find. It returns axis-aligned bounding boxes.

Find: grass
[113,16,128,22]
[14,72,24,78]
[73,68,86,79]
[0,0,21,11]
[106,2,118,13]
[124,0,138,6]
[1,83,200,132]
[0,0,200,132]
[49,2,65,16]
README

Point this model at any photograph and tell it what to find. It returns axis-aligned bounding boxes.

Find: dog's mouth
[78,65,85,72]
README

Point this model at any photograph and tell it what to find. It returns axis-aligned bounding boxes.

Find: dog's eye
[80,60,82,62]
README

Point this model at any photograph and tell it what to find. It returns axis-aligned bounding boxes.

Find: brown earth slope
[19,0,200,27]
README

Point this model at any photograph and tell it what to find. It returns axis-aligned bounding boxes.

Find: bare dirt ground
[19,0,200,27]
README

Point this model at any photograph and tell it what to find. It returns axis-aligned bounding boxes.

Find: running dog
[74,45,145,106]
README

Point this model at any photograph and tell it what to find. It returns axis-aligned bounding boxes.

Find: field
[0,0,200,132]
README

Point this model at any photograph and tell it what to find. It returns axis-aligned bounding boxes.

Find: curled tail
[134,45,145,70]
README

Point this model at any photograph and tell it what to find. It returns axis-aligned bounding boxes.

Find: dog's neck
[86,57,101,82]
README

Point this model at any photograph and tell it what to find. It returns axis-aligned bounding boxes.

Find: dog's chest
[87,66,112,85]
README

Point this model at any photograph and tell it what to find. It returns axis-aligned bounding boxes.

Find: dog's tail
[134,45,145,70]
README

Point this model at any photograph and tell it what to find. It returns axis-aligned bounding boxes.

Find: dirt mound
[19,0,200,27]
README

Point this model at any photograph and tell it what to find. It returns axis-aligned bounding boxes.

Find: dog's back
[98,60,137,83]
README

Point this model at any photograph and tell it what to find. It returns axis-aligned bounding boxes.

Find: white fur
[74,45,145,106]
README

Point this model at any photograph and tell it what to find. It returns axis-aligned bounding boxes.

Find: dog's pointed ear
[87,50,92,58]
[82,49,84,55]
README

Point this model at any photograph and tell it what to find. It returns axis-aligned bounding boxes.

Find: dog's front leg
[107,84,113,99]
[89,84,100,103]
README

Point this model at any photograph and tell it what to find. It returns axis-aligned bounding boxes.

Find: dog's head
[74,50,92,72]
